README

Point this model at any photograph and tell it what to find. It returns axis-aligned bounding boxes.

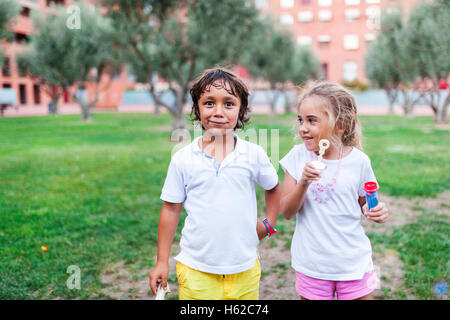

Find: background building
[255,0,421,83]
[0,0,129,109]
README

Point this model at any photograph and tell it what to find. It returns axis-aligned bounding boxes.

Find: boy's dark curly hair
[189,67,250,130]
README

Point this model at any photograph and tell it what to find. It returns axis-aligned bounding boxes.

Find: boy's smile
[198,81,241,136]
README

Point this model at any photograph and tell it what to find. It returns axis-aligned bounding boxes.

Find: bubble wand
[311,139,330,171]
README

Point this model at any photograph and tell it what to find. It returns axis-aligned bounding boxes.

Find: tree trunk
[385,88,397,114]
[435,93,449,123]
[80,102,94,122]
[266,84,280,118]
[49,93,61,115]
[170,88,187,141]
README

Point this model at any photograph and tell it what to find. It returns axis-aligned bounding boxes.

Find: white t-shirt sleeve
[358,156,378,197]
[255,146,279,190]
[160,159,186,203]
[279,146,301,182]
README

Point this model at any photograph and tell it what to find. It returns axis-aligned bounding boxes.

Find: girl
[279,81,389,300]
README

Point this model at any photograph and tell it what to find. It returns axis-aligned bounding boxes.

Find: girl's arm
[149,201,182,295]
[281,162,321,220]
[257,182,281,239]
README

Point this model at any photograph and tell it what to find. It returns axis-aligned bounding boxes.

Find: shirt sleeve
[160,159,186,203]
[279,146,300,182]
[358,157,378,197]
[255,146,279,190]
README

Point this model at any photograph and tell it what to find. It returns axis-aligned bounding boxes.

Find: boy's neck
[200,132,236,162]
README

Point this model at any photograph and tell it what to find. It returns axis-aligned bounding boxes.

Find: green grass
[368,211,449,299]
[0,113,448,299]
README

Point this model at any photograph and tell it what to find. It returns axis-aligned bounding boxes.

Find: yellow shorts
[176,260,261,300]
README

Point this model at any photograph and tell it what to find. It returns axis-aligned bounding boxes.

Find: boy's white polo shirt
[160,135,278,274]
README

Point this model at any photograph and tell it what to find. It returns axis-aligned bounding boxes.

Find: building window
[19,84,27,105]
[297,36,312,46]
[364,33,376,41]
[343,35,359,50]
[366,6,381,30]
[20,7,31,17]
[343,61,358,81]
[345,8,360,21]
[15,33,29,44]
[366,0,380,3]
[299,0,311,5]
[280,13,294,25]
[318,0,332,6]
[33,85,41,104]
[298,11,313,22]
[47,0,65,6]
[3,83,12,88]
[318,10,332,22]
[317,35,331,47]
[2,57,11,76]
[322,63,329,79]
[255,0,268,9]
[345,0,360,5]
[280,0,294,8]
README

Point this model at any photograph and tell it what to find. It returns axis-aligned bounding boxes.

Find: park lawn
[0,112,448,299]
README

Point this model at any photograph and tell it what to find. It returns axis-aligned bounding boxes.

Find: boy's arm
[149,201,182,295]
[257,182,281,240]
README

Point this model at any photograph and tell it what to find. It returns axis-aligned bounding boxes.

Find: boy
[149,67,280,300]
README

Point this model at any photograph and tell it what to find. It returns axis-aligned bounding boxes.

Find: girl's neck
[315,144,351,160]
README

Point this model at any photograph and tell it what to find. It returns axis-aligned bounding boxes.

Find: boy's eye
[309,118,317,123]
[298,117,303,124]
[205,102,214,107]
[225,102,234,107]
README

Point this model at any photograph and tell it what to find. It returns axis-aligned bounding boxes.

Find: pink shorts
[295,270,378,300]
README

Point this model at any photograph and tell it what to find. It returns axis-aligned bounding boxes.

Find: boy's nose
[214,104,225,116]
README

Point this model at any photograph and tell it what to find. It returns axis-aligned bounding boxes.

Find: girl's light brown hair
[297,81,363,150]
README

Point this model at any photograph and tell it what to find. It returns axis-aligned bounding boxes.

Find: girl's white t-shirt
[280,144,377,281]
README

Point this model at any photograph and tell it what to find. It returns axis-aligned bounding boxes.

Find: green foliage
[18,2,116,119]
[365,2,450,120]
[0,0,20,61]
[104,0,261,130]
[368,212,449,299]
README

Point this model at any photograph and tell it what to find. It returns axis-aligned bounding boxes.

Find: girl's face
[297,97,331,153]
[198,81,241,136]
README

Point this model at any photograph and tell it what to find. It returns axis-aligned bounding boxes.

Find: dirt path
[100,191,450,300]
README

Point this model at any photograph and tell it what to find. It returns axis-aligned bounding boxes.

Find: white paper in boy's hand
[155,283,171,300]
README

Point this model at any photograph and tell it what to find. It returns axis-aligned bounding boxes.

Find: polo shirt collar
[191,133,248,156]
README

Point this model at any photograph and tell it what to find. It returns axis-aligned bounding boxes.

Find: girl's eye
[225,102,234,107]
[298,118,303,124]
[205,102,214,107]
[309,119,317,123]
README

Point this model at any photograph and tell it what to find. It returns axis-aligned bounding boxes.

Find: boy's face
[198,81,241,136]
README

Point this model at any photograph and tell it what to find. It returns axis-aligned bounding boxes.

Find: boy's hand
[149,262,169,296]
[256,221,268,240]
[362,202,389,224]
[301,162,322,186]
